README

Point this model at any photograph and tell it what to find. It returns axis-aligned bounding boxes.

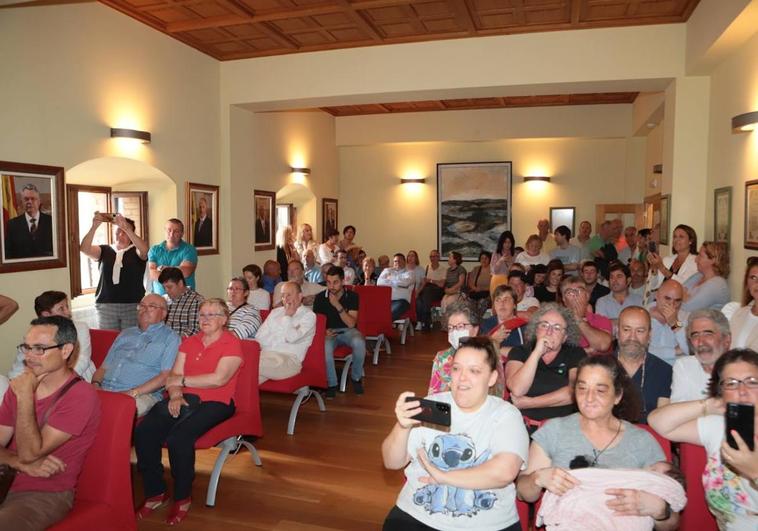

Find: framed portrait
[437,161,512,261]
[550,207,576,236]
[0,161,66,273]
[185,183,219,255]
[659,194,671,245]
[744,180,758,250]
[714,186,732,245]
[322,198,338,242]
[254,189,276,251]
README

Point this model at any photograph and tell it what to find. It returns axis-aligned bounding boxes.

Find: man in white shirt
[273,260,325,307]
[377,253,414,320]
[537,218,556,253]
[334,249,357,285]
[648,279,689,365]
[670,308,731,402]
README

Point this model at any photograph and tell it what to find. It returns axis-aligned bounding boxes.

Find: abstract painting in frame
[0,160,67,273]
[186,182,219,255]
[714,186,731,245]
[254,189,275,251]
[437,161,512,261]
[744,180,758,250]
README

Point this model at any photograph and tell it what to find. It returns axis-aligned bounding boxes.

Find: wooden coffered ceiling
[99,0,701,61]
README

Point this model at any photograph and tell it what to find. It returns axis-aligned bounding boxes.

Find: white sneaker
[415,322,423,331]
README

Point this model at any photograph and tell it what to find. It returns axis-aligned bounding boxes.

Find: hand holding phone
[648,241,658,255]
[726,402,755,451]
[404,395,451,427]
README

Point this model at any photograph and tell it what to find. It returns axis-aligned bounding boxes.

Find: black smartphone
[648,241,657,254]
[726,402,755,451]
[404,396,451,427]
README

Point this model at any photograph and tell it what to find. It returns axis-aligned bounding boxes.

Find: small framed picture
[0,160,67,273]
[659,194,671,245]
[254,189,276,251]
[322,198,338,242]
[549,207,576,236]
[714,186,732,245]
[186,183,219,255]
[744,180,758,250]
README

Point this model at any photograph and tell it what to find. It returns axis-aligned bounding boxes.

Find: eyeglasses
[719,377,758,391]
[226,287,246,292]
[137,303,164,311]
[536,321,566,334]
[198,313,225,320]
[562,288,586,297]
[446,323,472,332]
[17,343,64,356]
[689,330,716,341]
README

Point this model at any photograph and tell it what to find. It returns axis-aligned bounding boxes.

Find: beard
[619,339,647,359]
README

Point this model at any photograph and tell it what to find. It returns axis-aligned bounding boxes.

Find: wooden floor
[136,328,449,530]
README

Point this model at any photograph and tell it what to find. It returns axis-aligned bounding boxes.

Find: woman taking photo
[648,224,699,288]
[441,251,467,311]
[518,355,680,530]
[242,264,271,311]
[293,223,318,261]
[730,257,758,349]
[649,349,758,530]
[225,276,261,339]
[135,298,243,525]
[682,241,730,312]
[382,337,529,531]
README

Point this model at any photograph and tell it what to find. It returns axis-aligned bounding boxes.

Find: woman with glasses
[649,349,758,530]
[518,355,679,529]
[225,277,261,339]
[730,258,758,349]
[382,337,529,531]
[505,303,586,425]
[135,298,243,525]
[682,241,730,312]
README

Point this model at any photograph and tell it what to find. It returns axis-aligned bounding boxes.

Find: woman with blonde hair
[294,223,318,260]
[682,241,730,312]
[276,225,299,281]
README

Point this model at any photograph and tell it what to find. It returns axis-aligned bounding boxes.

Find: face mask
[448,328,470,349]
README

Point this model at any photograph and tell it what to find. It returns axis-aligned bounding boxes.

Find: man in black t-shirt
[313,266,366,397]
[581,260,610,311]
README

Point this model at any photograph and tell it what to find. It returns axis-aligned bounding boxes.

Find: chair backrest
[89,328,120,368]
[637,423,672,461]
[353,285,392,336]
[408,287,417,321]
[237,340,261,414]
[679,442,718,531]
[259,309,270,321]
[301,314,327,387]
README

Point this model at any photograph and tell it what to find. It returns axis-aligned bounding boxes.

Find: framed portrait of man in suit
[186,182,219,255]
[322,198,338,243]
[0,161,67,273]
[254,189,275,251]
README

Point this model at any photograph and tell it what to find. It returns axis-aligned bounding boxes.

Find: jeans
[324,327,366,387]
[135,394,235,500]
[416,284,444,325]
[391,299,410,321]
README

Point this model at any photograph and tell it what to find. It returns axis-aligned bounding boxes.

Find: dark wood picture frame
[254,189,276,251]
[659,194,671,245]
[0,160,67,273]
[744,180,758,250]
[186,182,219,255]
[322,198,338,242]
[714,186,732,245]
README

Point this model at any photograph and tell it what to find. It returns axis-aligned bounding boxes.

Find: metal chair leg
[339,355,353,392]
[286,387,309,435]
[205,437,236,507]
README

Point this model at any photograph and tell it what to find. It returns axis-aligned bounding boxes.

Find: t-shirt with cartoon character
[396,392,530,531]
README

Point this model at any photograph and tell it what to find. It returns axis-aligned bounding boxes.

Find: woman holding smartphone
[649,349,758,530]
[382,337,529,531]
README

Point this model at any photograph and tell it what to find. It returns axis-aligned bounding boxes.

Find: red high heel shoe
[136,492,168,519]
[166,497,192,526]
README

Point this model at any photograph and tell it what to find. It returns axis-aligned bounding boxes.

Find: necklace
[590,419,623,467]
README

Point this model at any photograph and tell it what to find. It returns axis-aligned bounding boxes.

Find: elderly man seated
[559,276,613,354]
[91,294,180,416]
[273,260,325,308]
[377,253,414,320]
[0,316,100,529]
[595,262,643,326]
[648,279,690,365]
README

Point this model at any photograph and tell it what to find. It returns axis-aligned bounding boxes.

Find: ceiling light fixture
[732,111,758,133]
[110,127,151,143]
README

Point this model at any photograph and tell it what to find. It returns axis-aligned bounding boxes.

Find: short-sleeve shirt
[532,413,665,469]
[534,286,559,303]
[595,292,643,321]
[550,245,582,267]
[425,263,448,282]
[506,344,586,420]
[697,414,758,530]
[615,351,672,423]
[96,245,146,303]
[313,289,359,330]
[148,240,198,294]
[396,393,529,531]
[180,331,242,404]
[0,376,100,493]
[589,284,611,310]
[444,265,466,289]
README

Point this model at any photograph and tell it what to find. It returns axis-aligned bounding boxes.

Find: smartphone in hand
[726,402,754,451]
[405,396,451,427]
[648,241,658,254]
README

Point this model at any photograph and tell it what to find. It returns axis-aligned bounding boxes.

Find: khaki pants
[0,490,74,530]
[136,393,161,417]
[259,351,302,384]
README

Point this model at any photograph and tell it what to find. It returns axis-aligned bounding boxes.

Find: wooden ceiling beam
[511,0,527,25]
[337,0,383,41]
[448,0,477,34]
[570,0,582,25]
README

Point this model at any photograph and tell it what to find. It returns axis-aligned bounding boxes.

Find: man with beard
[615,306,672,423]
[670,309,731,402]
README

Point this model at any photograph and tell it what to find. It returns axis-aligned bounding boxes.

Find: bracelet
[653,501,671,521]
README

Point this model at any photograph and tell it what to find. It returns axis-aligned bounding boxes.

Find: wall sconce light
[290,166,311,175]
[732,111,758,133]
[523,176,551,183]
[110,127,151,143]
[652,164,663,174]
[401,177,426,184]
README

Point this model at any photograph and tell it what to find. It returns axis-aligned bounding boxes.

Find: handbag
[0,376,81,503]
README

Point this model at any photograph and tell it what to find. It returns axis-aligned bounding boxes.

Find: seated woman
[515,234,550,271]
[682,241,731,312]
[480,285,528,357]
[134,298,244,525]
[518,355,681,530]
[730,257,758,349]
[535,260,564,303]
[359,256,378,285]
[440,251,467,311]
[242,264,271,311]
[226,276,262,339]
[649,348,758,530]
[293,223,318,263]
[467,250,493,315]
[505,303,586,425]
[382,337,529,531]
[406,250,426,292]
[526,263,548,292]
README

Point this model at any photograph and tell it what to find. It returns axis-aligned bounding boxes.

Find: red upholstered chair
[50,391,137,531]
[89,328,120,368]
[259,314,327,435]
[679,442,718,531]
[353,285,393,364]
[637,423,673,461]
[259,309,270,321]
[516,498,530,530]
[194,339,263,506]
[393,288,416,345]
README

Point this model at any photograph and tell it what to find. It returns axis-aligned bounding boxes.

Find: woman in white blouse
[648,224,699,289]
[294,223,318,261]
[730,257,758,350]
[242,264,271,311]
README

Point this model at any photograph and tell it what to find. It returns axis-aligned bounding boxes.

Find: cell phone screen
[726,402,755,451]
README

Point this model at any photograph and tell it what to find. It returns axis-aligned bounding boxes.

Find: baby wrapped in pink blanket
[537,467,687,530]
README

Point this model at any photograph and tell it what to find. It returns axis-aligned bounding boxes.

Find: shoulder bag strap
[40,376,82,427]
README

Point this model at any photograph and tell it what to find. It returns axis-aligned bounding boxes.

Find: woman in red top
[135,298,243,525]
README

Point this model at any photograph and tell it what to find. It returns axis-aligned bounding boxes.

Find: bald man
[648,279,690,365]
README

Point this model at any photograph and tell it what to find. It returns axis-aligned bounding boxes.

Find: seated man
[559,276,613,354]
[302,249,324,284]
[377,253,413,321]
[91,294,180,416]
[595,262,643,326]
[648,279,690,365]
[9,290,95,382]
[628,258,648,298]
[255,282,317,384]
[160,267,203,338]
[507,270,539,319]
[334,249,357,285]
[0,316,100,529]
[581,260,610,311]
[262,259,282,294]
[273,260,325,308]
[314,266,366,397]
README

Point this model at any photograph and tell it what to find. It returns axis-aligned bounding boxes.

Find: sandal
[166,497,192,526]
[136,492,168,519]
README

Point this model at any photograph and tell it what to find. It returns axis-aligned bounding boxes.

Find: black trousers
[416,284,444,325]
[383,506,521,531]
[134,394,235,500]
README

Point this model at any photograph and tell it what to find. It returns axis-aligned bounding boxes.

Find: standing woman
[730,257,758,349]
[682,241,730,312]
[441,251,467,311]
[276,225,299,281]
[405,250,426,292]
[293,223,318,261]
[135,298,243,525]
[491,230,516,275]
[242,264,271,311]
[515,235,550,271]
[648,224,699,288]
[382,337,529,531]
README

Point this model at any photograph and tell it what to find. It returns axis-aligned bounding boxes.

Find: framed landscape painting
[437,161,512,262]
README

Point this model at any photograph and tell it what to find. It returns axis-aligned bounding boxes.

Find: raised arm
[0,294,19,325]
[79,213,104,261]
[382,391,419,469]
[647,398,722,444]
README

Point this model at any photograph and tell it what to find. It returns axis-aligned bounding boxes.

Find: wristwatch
[131,389,140,398]
[671,320,683,331]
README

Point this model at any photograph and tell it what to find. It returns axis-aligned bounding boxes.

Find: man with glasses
[559,276,613,354]
[160,266,204,338]
[272,260,325,308]
[91,294,180,416]
[671,309,731,402]
[0,316,100,529]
